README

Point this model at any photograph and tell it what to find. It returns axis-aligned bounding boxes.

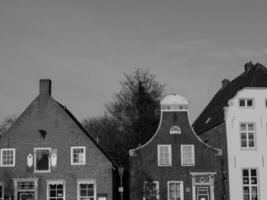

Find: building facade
[129,94,223,200]
[225,88,267,200]
[193,62,267,200]
[0,80,118,200]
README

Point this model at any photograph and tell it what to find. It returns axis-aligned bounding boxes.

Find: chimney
[39,79,52,96]
[244,61,254,72]
[221,79,230,89]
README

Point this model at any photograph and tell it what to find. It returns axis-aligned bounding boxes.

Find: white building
[225,88,267,200]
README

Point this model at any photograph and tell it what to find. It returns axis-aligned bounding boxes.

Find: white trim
[157,145,172,166]
[34,147,51,173]
[13,178,38,200]
[181,145,195,166]
[71,146,86,165]
[0,181,4,200]
[191,172,216,200]
[0,148,16,167]
[161,104,189,112]
[47,180,65,200]
[77,179,96,200]
[170,125,181,134]
[143,181,159,200]
[239,122,257,149]
[167,181,184,200]
[239,98,255,108]
[241,168,259,200]
[130,111,163,153]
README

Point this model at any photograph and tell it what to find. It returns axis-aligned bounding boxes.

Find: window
[240,123,256,148]
[239,98,254,108]
[34,148,51,172]
[77,180,96,200]
[161,104,188,111]
[181,145,195,166]
[157,145,172,166]
[242,169,258,200]
[14,178,38,200]
[0,148,15,167]
[170,126,181,134]
[47,180,65,200]
[0,182,4,200]
[143,181,159,200]
[167,181,183,200]
[71,147,86,165]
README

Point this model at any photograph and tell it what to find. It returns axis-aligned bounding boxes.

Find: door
[196,186,210,200]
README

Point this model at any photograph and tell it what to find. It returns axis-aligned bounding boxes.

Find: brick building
[129,94,224,200]
[193,62,267,200]
[0,79,119,200]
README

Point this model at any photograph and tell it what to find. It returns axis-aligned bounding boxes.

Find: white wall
[225,88,267,200]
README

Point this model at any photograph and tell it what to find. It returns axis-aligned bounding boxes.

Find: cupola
[160,94,189,112]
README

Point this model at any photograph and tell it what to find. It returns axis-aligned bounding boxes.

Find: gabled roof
[56,101,119,168]
[193,62,267,134]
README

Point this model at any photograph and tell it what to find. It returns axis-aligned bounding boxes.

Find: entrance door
[196,186,210,200]
[18,192,35,200]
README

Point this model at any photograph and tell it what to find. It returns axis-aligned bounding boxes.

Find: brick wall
[130,111,224,200]
[0,94,114,200]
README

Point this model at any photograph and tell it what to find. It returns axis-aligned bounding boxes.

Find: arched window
[170,126,181,134]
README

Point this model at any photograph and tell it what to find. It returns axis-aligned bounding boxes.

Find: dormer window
[170,126,181,134]
[239,98,253,108]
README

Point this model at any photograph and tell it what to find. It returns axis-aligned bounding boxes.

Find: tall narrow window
[143,181,159,200]
[0,148,15,167]
[77,180,96,200]
[34,148,51,172]
[71,147,86,165]
[0,182,4,200]
[181,145,195,166]
[240,123,256,148]
[157,145,172,166]
[242,169,258,200]
[239,98,254,108]
[167,181,183,200]
[47,180,65,200]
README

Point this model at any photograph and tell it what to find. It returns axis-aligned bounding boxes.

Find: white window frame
[0,148,15,167]
[242,168,259,200]
[239,98,254,108]
[77,179,96,200]
[170,126,181,134]
[240,123,256,149]
[47,180,65,200]
[167,181,184,200]
[0,181,4,200]
[34,147,51,173]
[143,181,159,200]
[14,178,38,200]
[181,145,195,166]
[157,145,172,166]
[71,146,86,165]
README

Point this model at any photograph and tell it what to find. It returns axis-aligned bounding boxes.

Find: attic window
[239,98,253,108]
[170,126,181,134]
[161,104,188,111]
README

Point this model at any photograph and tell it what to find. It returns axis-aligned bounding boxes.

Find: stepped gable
[193,62,267,134]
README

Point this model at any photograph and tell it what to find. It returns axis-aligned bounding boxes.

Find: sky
[1,0,267,123]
